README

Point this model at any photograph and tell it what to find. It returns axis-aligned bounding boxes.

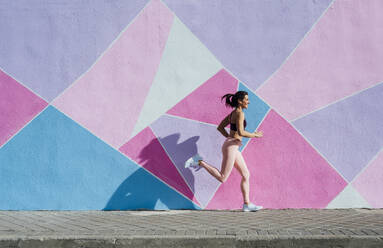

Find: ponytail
[221,94,235,108]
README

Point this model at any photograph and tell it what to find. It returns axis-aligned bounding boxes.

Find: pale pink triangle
[53,0,174,148]
[257,0,383,120]
[352,150,383,208]
[166,69,238,125]
[119,127,200,206]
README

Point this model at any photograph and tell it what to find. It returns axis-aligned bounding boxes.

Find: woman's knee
[242,170,250,181]
[219,174,229,183]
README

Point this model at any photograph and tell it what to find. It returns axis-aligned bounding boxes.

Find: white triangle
[326,184,372,209]
[130,17,223,138]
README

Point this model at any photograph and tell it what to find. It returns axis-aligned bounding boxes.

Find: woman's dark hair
[221,91,248,108]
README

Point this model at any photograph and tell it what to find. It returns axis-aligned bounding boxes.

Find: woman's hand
[253,131,263,138]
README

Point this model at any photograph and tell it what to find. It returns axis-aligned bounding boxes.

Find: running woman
[197,91,263,211]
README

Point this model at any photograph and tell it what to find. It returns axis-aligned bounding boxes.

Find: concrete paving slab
[0,209,382,247]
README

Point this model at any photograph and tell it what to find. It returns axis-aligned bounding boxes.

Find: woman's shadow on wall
[103,133,201,210]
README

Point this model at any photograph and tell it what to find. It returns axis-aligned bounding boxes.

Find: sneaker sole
[243,206,263,212]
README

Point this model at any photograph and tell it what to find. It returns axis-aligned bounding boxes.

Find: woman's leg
[199,139,239,183]
[234,151,251,204]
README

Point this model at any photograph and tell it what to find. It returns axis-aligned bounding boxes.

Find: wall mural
[0,0,382,210]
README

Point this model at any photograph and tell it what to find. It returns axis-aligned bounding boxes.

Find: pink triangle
[206,110,347,209]
[167,69,238,125]
[0,69,48,147]
[205,167,243,210]
[119,127,199,206]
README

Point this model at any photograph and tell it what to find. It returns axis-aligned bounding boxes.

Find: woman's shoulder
[232,110,244,118]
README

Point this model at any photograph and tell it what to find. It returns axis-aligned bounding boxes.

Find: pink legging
[199,137,250,203]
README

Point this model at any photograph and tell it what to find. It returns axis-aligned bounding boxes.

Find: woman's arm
[217,114,230,138]
[237,112,262,138]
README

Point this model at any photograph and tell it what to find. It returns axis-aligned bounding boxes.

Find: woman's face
[239,95,249,109]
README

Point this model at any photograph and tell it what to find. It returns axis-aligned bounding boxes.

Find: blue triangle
[237,83,270,151]
[0,106,199,210]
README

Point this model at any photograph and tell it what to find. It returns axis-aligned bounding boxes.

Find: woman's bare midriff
[229,130,242,142]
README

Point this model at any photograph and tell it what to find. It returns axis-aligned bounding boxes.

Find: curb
[1,235,383,248]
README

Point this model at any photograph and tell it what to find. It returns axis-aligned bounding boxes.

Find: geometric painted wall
[0,0,382,210]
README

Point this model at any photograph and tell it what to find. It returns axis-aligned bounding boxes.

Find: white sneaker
[184,154,203,168]
[242,203,263,212]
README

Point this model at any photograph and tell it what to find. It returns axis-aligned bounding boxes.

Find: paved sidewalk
[0,209,382,247]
